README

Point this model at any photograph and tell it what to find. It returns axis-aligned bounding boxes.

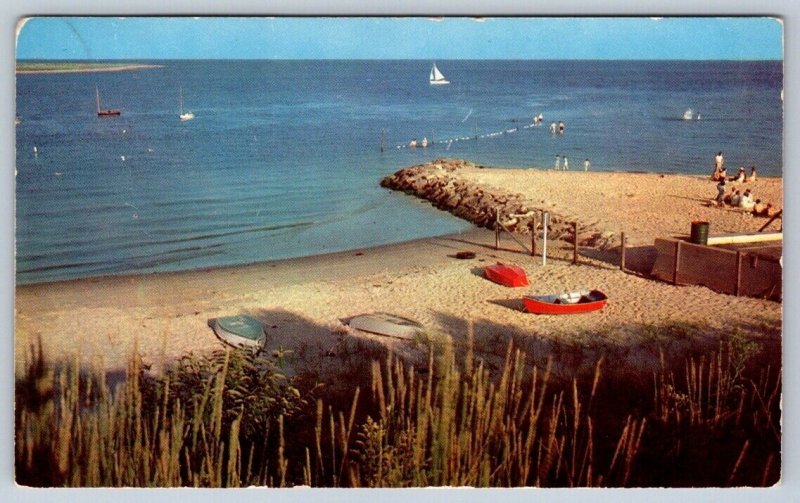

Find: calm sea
[15,60,783,284]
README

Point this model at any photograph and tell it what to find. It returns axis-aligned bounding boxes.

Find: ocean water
[15,60,783,284]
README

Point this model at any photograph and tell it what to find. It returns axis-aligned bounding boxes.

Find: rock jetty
[380,159,618,249]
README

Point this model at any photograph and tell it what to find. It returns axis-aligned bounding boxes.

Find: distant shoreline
[16,63,164,75]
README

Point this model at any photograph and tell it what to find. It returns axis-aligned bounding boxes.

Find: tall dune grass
[15,329,780,487]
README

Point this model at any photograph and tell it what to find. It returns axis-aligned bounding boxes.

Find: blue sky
[16,17,783,60]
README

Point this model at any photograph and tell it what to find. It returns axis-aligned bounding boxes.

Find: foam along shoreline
[16,164,782,384]
[16,63,164,74]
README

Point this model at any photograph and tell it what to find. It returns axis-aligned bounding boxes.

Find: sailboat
[429,63,450,85]
[96,86,121,117]
[179,87,195,122]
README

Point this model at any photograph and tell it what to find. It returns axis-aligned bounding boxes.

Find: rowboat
[348,312,423,340]
[212,315,266,349]
[523,289,608,315]
[484,263,529,287]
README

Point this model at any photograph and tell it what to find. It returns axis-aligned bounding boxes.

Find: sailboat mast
[96,86,100,113]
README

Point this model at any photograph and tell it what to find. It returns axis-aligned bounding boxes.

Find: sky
[15,16,784,61]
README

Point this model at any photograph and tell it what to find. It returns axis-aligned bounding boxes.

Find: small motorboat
[523,289,608,315]
[348,312,423,340]
[212,315,266,349]
[484,262,529,287]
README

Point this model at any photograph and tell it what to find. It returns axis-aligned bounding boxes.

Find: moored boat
[484,262,529,287]
[523,289,608,315]
[179,86,195,121]
[212,315,266,349]
[96,86,121,117]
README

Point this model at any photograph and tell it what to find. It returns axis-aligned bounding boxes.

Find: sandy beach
[15,163,783,379]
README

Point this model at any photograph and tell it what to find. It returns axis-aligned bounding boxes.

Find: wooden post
[542,211,549,266]
[620,232,627,271]
[735,251,743,296]
[572,222,579,264]
[673,240,681,285]
[495,208,500,250]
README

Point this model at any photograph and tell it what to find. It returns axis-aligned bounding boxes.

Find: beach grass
[15,326,780,487]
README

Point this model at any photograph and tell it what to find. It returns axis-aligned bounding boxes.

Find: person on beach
[753,199,766,216]
[563,156,569,170]
[554,155,561,170]
[584,158,590,171]
[765,203,781,218]
[723,186,736,205]
[734,166,746,183]
[740,189,755,211]
[711,151,725,180]
[730,190,741,207]
[748,166,757,182]
[715,177,726,206]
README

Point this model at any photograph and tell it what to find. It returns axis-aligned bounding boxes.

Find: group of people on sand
[712,151,779,216]
[553,155,591,171]
[554,155,569,170]
[711,152,757,183]
[716,181,779,217]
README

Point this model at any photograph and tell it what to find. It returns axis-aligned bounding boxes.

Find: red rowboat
[523,289,608,315]
[484,262,529,287]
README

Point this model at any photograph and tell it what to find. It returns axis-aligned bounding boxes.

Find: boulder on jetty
[381,159,619,250]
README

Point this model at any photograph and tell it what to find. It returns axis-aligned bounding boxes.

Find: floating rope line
[394,120,539,149]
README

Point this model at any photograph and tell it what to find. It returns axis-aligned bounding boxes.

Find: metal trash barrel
[689,221,710,245]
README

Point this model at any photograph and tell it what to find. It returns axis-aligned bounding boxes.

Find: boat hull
[523,290,608,314]
[349,312,423,340]
[484,263,529,287]
[213,315,266,349]
[97,110,121,117]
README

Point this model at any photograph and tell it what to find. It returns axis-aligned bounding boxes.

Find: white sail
[429,63,450,85]
[179,87,195,121]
